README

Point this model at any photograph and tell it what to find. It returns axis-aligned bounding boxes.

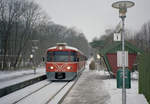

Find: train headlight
[49,66,54,70]
[59,46,63,50]
[67,66,72,70]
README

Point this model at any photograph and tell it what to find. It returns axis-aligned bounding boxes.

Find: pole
[112,2,135,104]
[121,16,126,104]
[2,61,3,69]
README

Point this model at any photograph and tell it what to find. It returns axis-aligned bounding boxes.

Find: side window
[47,51,53,62]
[69,51,76,62]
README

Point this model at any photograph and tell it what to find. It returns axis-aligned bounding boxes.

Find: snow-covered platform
[103,72,148,104]
[62,69,148,104]
[0,67,46,97]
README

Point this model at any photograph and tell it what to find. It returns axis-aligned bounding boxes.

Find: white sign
[114,33,121,41]
[117,51,128,67]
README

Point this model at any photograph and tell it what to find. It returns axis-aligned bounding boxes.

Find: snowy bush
[89,60,96,70]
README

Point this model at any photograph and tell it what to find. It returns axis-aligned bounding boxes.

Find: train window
[47,51,53,62]
[70,51,77,62]
[47,51,77,62]
[53,51,69,62]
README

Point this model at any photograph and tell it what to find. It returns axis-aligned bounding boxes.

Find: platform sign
[114,33,121,41]
[117,51,128,67]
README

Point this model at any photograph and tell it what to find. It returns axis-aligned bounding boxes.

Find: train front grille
[55,72,65,79]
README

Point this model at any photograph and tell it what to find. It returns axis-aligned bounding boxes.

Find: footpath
[62,67,148,104]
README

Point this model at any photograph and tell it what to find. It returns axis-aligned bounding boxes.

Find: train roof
[48,46,78,51]
[47,44,84,55]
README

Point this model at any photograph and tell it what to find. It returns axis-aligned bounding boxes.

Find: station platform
[0,67,45,89]
[62,69,148,104]
[0,67,46,97]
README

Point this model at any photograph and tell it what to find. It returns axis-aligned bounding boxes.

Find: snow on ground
[48,81,75,104]
[0,80,50,104]
[63,57,148,104]
[96,70,148,104]
[0,67,46,89]
[62,70,110,104]
[0,67,45,80]
[16,82,68,104]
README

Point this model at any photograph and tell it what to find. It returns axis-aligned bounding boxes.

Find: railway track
[13,80,51,104]
[45,81,71,104]
[0,79,78,104]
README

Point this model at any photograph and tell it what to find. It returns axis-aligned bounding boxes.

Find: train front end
[46,43,79,81]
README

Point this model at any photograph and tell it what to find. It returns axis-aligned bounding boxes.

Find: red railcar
[45,43,86,81]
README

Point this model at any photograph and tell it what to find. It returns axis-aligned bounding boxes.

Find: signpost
[112,1,135,104]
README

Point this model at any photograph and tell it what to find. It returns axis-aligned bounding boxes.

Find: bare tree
[131,21,150,52]
[0,0,45,69]
[0,0,90,70]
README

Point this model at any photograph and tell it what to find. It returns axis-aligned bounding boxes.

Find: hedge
[138,53,150,103]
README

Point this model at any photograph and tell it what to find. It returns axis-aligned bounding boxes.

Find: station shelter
[99,41,143,77]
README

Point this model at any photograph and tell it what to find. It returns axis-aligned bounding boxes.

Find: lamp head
[112,1,135,18]
[30,54,33,59]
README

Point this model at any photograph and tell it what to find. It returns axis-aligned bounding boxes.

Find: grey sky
[34,0,150,42]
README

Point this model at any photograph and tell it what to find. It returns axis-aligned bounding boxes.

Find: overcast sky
[34,0,150,42]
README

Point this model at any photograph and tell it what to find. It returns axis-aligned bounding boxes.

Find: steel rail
[44,81,69,104]
[12,80,52,104]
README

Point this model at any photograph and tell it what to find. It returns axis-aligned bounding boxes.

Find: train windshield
[47,51,77,62]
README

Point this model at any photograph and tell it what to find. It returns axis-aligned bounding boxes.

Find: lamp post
[96,54,101,71]
[112,1,134,104]
[30,54,36,74]
[30,54,33,59]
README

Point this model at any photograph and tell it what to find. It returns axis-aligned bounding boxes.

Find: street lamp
[112,1,134,104]
[97,54,101,59]
[30,54,33,59]
[30,54,36,74]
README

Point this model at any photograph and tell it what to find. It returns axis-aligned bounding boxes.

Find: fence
[139,53,150,103]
